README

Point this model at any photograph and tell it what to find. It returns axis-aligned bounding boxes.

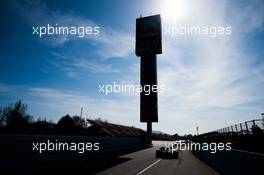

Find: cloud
[0,84,10,93]
[153,0,264,134]
[47,52,119,76]
[12,0,134,59]
[227,0,264,34]
[73,59,119,73]
[95,29,134,59]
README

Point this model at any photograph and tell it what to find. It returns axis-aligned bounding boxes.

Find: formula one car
[156,146,178,159]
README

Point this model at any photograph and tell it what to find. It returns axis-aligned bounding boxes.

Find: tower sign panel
[136,15,162,56]
[135,14,162,123]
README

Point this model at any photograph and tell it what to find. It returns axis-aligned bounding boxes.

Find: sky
[0,0,264,135]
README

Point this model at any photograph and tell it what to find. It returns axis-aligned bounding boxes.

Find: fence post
[240,123,243,135]
[262,113,264,121]
[231,125,233,132]
[262,114,264,128]
[252,120,256,126]
[245,122,249,133]
[235,124,238,132]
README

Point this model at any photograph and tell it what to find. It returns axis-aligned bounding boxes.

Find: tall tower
[135,14,162,144]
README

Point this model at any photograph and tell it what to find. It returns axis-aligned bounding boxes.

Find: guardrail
[213,118,264,135]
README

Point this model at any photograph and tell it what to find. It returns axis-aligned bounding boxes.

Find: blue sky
[0,0,264,134]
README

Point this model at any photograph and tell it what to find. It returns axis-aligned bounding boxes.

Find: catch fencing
[214,118,264,135]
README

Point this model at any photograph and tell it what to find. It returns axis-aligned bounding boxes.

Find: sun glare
[160,0,188,23]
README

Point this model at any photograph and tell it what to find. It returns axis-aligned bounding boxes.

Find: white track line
[135,159,162,175]
[232,149,264,156]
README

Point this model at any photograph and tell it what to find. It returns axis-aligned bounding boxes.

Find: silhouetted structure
[136,14,162,144]
[192,119,264,154]
[86,119,145,137]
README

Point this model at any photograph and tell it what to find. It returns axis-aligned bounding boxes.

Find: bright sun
[159,0,188,23]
